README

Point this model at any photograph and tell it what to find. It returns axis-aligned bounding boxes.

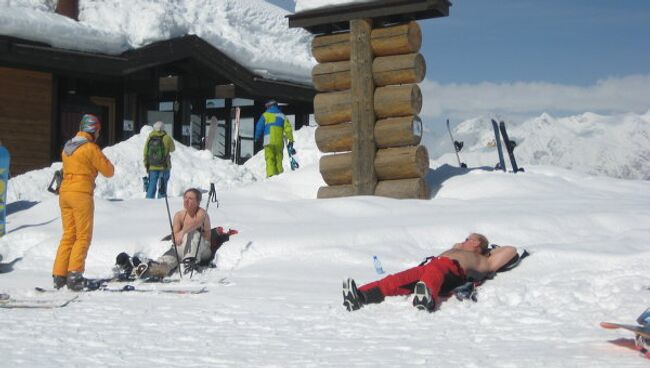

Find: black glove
[287,141,296,155]
[453,282,478,302]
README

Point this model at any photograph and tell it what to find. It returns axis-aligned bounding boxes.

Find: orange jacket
[60,132,114,194]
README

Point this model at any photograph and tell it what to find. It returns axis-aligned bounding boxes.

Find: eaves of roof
[0,35,314,102]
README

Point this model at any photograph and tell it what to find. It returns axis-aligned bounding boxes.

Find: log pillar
[350,19,376,195]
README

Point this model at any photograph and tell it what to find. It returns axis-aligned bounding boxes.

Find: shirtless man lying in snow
[342,233,519,312]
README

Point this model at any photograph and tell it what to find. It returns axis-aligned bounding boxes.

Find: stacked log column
[313,21,429,199]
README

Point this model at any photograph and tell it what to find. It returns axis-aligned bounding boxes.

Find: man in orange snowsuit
[52,114,114,290]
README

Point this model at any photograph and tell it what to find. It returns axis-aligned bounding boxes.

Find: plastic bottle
[373,255,385,274]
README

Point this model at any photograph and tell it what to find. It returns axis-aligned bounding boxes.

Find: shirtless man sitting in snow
[137,188,212,278]
[342,233,518,312]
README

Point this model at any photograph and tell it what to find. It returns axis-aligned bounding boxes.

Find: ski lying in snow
[498,121,524,173]
[35,285,208,294]
[491,119,506,172]
[0,294,79,309]
[446,119,467,168]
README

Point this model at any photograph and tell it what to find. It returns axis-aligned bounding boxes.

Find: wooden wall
[0,67,53,176]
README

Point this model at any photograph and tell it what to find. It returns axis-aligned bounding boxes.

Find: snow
[426,110,650,180]
[1,110,650,367]
[0,0,315,83]
[295,0,375,13]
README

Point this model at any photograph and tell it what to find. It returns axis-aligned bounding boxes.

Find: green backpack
[147,134,166,167]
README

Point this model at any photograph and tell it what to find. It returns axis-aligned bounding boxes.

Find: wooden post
[350,19,376,195]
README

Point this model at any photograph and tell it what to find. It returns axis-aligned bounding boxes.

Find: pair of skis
[491,119,523,173]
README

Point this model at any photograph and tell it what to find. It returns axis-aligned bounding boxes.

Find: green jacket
[143,131,175,171]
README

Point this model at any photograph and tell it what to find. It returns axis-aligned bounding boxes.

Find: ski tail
[491,119,506,171]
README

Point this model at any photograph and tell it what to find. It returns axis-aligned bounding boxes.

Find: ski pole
[164,192,183,279]
[190,183,218,278]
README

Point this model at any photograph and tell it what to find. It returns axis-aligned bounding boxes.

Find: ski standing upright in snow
[498,121,524,173]
[0,143,10,236]
[232,107,241,164]
[446,119,467,168]
[490,119,506,172]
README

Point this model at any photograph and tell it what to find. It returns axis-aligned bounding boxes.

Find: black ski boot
[181,257,201,275]
[114,252,140,281]
[66,272,85,291]
[412,281,436,312]
[342,278,363,311]
[53,275,66,289]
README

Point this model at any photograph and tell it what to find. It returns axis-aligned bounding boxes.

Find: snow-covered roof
[295,0,376,13]
[0,0,315,84]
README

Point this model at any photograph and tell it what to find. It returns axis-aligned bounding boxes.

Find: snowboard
[490,119,506,172]
[498,121,524,173]
[0,144,10,236]
[287,143,299,171]
[446,119,466,168]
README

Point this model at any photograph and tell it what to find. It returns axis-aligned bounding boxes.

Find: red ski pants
[358,257,465,297]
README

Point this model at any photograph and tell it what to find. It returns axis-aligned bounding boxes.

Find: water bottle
[373,256,385,275]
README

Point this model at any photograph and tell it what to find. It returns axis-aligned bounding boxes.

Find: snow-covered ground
[1,111,650,367]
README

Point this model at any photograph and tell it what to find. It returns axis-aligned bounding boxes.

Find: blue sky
[273,0,650,120]
[423,0,650,85]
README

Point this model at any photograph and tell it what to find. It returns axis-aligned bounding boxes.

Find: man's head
[79,114,101,140]
[265,99,277,109]
[463,233,489,254]
[183,188,202,211]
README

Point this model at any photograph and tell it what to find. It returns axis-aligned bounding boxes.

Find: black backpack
[147,134,166,167]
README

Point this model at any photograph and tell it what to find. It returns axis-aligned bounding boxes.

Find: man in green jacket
[144,121,175,198]
[254,100,294,177]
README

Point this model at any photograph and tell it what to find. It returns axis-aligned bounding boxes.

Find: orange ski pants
[52,191,94,276]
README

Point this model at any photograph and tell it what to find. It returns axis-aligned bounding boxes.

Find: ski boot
[412,281,436,312]
[66,272,85,291]
[135,261,169,280]
[342,278,362,311]
[181,257,201,275]
[53,275,67,290]
[114,252,142,281]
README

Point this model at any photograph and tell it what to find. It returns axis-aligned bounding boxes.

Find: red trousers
[358,257,465,297]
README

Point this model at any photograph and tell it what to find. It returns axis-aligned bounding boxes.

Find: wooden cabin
[0,2,314,176]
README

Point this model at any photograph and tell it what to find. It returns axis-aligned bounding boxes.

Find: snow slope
[1,111,650,366]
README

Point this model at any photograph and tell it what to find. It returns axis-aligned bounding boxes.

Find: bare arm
[172,210,186,245]
[183,208,207,234]
[487,246,518,273]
